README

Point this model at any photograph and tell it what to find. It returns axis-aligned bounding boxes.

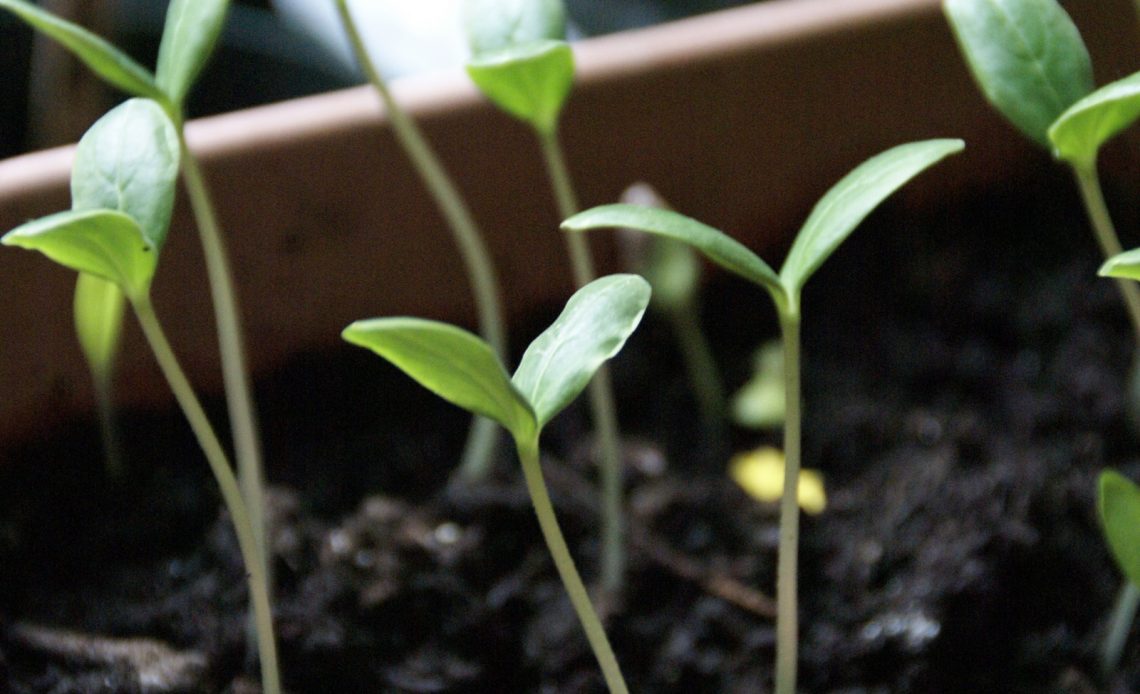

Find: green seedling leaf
[2,209,156,301]
[466,39,574,136]
[780,139,965,301]
[74,272,126,381]
[943,0,1093,147]
[0,0,163,102]
[155,0,230,107]
[1099,247,1140,281]
[343,318,536,442]
[464,0,566,56]
[513,274,651,427]
[562,205,784,303]
[1049,71,1140,168]
[1099,469,1140,588]
[71,99,181,249]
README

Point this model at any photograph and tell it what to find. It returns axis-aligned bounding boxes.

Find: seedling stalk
[334,0,508,481]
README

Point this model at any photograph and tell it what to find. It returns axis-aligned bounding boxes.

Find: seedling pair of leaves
[562,138,964,694]
[344,273,649,694]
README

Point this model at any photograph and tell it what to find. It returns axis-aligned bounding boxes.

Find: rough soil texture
[2,171,1139,692]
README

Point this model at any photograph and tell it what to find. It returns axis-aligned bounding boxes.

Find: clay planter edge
[0,0,1135,449]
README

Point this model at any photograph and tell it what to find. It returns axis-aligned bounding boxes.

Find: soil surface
[2,169,1140,692]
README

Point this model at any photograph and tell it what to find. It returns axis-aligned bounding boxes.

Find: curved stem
[1102,581,1140,678]
[539,130,625,596]
[516,439,628,694]
[1072,164,1140,343]
[775,310,802,694]
[334,0,508,481]
[178,133,270,600]
[132,297,280,694]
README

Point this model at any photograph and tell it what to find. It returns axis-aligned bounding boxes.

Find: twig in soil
[8,622,208,691]
[540,456,777,619]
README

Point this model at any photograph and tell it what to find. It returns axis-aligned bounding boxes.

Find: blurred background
[0,0,759,159]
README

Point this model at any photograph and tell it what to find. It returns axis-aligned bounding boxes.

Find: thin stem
[1072,164,1140,344]
[775,310,802,694]
[178,133,271,599]
[539,131,594,284]
[1102,581,1140,678]
[334,0,508,481]
[516,439,629,694]
[666,300,727,439]
[132,297,280,694]
[539,130,626,596]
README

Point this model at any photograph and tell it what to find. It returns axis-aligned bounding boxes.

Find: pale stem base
[132,298,281,694]
[517,440,629,694]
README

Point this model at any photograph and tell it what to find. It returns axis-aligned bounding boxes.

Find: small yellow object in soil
[729,446,827,515]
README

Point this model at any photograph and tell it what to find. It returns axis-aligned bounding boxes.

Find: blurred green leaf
[74,272,126,381]
[464,0,566,56]
[0,0,163,102]
[1050,71,1140,168]
[943,0,1092,147]
[1099,247,1140,282]
[513,274,650,428]
[466,39,573,136]
[1099,469,1140,588]
[155,0,230,108]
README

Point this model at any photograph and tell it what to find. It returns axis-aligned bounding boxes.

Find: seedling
[463,0,630,597]
[0,0,271,597]
[343,274,650,694]
[946,0,1140,674]
[563,138,964,694]
[1,100,280,694]
[333,0,509,480]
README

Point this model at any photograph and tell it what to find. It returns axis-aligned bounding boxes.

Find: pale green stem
[666,299,726,437]
[539,129,626,597]
[177,132,271,603]
[132,297,281,694]
[93,369,124,477]
[333,0,507,481]
[516,438,629,694]
[775,310,802,694]
[1071,164,1140,343]
[1102,582,1140,678]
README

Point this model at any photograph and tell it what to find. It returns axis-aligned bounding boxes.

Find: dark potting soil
[2,168,1140,693]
